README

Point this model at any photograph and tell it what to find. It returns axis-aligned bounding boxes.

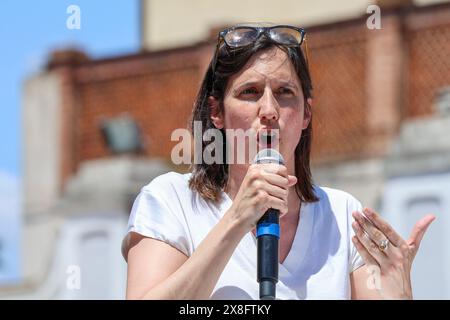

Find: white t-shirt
[123,171,365,300]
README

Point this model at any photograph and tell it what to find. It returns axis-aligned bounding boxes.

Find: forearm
[140,210,246,299]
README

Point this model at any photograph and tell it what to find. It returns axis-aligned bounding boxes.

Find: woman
[122,24,435,299]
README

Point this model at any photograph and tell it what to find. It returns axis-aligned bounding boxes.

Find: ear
[209,96,224,129]
[302,98,312,129]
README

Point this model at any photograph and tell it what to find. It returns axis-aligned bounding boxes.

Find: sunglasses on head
[212,24,309,73]
[219,25,306,48]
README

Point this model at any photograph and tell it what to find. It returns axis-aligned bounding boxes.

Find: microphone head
[253,149,285,165]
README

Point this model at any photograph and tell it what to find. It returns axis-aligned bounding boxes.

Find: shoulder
[142,171,192,194]
[125,172,195,258]
[138,172,194,208]
[313,185,363,212]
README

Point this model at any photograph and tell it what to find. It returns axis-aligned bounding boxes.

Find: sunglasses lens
[269,27,303,46]
[224,27,258,47]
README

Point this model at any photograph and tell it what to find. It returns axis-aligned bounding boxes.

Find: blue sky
[0,0,139,176]
[0,0,139,282]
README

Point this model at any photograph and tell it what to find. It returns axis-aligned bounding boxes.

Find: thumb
[407,214,436,250]
[287,175,298,187]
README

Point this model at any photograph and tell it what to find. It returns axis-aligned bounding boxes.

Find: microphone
[253,148,285,300]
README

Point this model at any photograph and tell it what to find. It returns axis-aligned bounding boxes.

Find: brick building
[2,1,450,299]
[40,2,450,206]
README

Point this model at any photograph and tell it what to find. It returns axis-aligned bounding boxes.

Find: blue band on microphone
[256,223,280,238]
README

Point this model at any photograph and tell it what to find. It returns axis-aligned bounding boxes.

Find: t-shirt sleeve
[347,196,365,273]
[121,175,191,260]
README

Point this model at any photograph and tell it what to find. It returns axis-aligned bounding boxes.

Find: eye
[277,87,294,95]
[240,87,259,95]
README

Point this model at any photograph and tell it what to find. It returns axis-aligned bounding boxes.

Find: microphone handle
[256,208,279,300]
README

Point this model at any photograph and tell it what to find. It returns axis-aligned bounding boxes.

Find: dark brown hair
[189,36,318,203]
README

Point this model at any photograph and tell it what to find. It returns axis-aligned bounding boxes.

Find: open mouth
[257,129,279,149]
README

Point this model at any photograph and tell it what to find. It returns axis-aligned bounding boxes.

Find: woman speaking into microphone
[121,23,435,300]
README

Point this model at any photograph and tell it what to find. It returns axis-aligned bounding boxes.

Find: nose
[258,89,279,122]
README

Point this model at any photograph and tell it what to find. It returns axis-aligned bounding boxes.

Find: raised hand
[352,207,435,299]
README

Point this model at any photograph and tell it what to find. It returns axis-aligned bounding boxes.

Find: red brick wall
[72,46,210,168]
[308,21,368,162]
[406,7,450,118]
[50,3,450,183]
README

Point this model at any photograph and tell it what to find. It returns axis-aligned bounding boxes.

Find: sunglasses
[212,25,309,73]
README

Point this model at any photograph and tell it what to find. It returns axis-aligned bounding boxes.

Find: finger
[287,175,297,187]
[352,211,392,253]
[264,195,288,215]
[407,214,436,249]
[352,236,378,267]
[256,182,288,202]
[261,171,290,189]
[279,211,288,219]
[363,208,404,247]
[260,163,288,178]
[352,221,390,267]
[253,190,288,217]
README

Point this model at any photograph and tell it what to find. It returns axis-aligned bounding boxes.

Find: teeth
[258,130,279,147]
[261,132,276,145]
[262,132,275,138]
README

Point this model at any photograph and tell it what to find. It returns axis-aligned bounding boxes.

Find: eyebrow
[233,81,261,90]
[233,80,299,91]
[277,81,299,90]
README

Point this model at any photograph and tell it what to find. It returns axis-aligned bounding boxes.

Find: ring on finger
[378,238,389,252]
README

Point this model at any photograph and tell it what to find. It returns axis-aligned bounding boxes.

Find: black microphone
[253,148,284,300]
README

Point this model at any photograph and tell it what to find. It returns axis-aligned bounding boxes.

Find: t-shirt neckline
[220,190,314,275]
